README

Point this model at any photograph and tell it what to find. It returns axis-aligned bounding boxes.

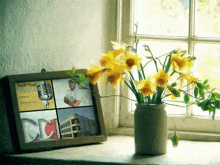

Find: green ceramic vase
[134,104,167,155]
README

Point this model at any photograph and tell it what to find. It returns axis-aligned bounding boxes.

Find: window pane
[134,0,189,36]
[195,0,220,38]
[193,43,220,118]
[131,40,188,115]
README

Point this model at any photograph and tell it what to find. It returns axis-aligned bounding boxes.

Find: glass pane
[195,0,220,38]
[193,43,220,118]
[131,40,188,115]
[134,0,189,36]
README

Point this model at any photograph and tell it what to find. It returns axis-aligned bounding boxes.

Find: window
[71,119,79,124]
[120,0,220,136]
[72,126,81,131]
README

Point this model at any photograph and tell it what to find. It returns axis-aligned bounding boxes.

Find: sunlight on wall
[0,0,104,77]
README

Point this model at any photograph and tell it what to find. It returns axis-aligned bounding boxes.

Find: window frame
[119,0,220,137]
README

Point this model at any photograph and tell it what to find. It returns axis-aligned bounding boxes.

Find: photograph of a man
[64,80,81,107]
[52,78,93,108]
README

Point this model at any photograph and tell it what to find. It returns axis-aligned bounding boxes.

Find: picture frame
[0,69,107,154]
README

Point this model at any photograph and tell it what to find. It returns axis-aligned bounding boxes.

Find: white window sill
[4,135,220,164]
[109,127,220,142]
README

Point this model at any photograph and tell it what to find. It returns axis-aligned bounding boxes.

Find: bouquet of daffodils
[67,23,220,121]
[84,39,220,120]
[67,26,220,146]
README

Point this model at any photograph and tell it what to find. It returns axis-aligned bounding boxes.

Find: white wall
[0,0,117,76]
[0,0,118,132]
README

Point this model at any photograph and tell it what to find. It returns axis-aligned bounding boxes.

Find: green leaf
[64,70,71,75]
[124,80,136,95]
[188,56,196,61]
[171,132,179,147]
[78,73,87,81]
[133,80,139,86]
[203,79,208,85]
[155,87,164,104]
[140,63,146,80]
[171,83,177,87]
[199,100,210,111]
[162,55,169,71]
[129,71,135,80]
[212,100,220,107]
[199,88,205,99]
[169,70,176,77]
[184,93,190,104]
[203,85,209,90]
[137,93,145,103]
[146,96,152,103]
[201,104,209,111]
[194,87,198,98]
[71,77,81,85]
[152,93,157,103]
[212,92,220,99]
[145,56,153,59]
[137,69,143,81]
[196,82,204,89]
[72,66,76,74]
[171,88,180,97]
[165,55,171,73]
[208,104,215,112]
[212,110,216,120]
[77,73,89,86]
[129,79,138,95]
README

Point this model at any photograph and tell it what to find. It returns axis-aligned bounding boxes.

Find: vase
[134,104,167,155]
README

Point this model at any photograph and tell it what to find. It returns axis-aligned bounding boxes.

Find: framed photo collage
[0,69,106,153]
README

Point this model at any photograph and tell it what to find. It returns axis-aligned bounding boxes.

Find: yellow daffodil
[106,69,124,87]
[181,73,197,87]
[171,50,193,72]
[155,69,169,88]
[136,77,156,96]
[111,41,127,50]
[125,53,142,71]
[87,65,104,85]
[99,51,116,68]
[112,49,125,58]
[187,60,193,68]
[110,41,126,60]
[171,53,188,71]
[99,49,125,69]
[111,63,127,73]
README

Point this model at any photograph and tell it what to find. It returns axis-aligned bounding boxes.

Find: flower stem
[79,86,137,101]
[147,45,158,72]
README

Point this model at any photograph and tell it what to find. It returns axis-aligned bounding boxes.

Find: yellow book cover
[15,80,55,111]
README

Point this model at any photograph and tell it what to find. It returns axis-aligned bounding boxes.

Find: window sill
[3,135,220,164]
[109,127,220,142]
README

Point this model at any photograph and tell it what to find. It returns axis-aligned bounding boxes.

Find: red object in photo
[45,119,59,139]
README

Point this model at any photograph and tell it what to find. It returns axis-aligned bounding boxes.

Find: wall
[0,0,118,132]
[0,0,117,76]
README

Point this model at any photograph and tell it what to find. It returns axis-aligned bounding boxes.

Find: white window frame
[117,0,220,140]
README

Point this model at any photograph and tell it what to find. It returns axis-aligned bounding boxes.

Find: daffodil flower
[155,69,169,88]
[99,51,118,69]
[87,65,104,85]
[136,77,156,96]
[111,41,127,50]
[124,53,142,71]
[106,69,124,87]
[181,73,197,87]
[171,51,193,73]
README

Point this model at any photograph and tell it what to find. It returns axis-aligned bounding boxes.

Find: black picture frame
[0,69,107,154]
